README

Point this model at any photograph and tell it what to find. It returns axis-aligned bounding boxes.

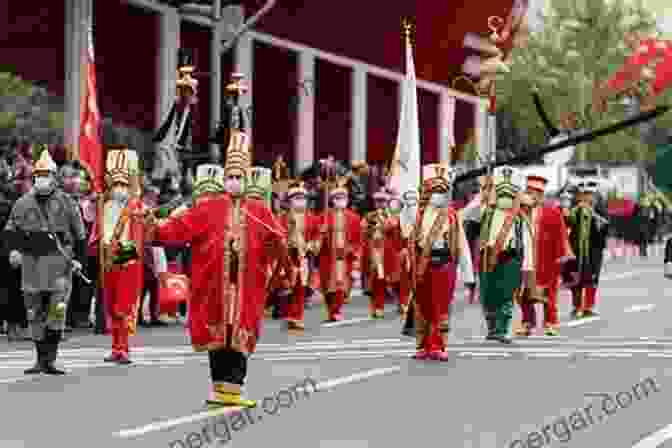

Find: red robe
[383,215,406,284]
[277,211,320,287]
[414,206,461,352]
[150,195,289,353]
[89,197,145,332]
[534,205,571,288]
[318,208,362,294]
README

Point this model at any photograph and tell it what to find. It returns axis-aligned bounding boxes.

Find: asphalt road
[1,247,671,448]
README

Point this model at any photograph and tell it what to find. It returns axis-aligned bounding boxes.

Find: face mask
[110,190,129,203]
[290,198,307,209]
[34,176,54,194]
[402,192,418,208]
[430,193,449,208]
[225,178,243,195]
[333,198,347,209]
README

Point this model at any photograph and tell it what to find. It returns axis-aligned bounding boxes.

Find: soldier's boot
[41,329,66,375]
[24,341,44,375]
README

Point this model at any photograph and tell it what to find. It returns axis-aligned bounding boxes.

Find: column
[64,0,86,157]
[210,25,222,161]
[295,51,315,174]
[438,92,455,163]
[155,9,180,137]
[350,66,367,163]
[234,33,254,141]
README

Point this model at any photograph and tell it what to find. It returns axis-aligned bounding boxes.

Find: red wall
[366,75,399,164]
[94,2,158,130]
[179,21,211,144]
[314,60,351,162]
[251,42,297,169]
[0,2,65,96]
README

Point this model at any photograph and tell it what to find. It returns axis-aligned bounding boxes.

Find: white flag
[388,33,421,237]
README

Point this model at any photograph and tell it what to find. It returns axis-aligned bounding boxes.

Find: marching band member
[317,177,362,322]
[411,164,469,361]
[361,187,390,318]
[515,174,572,336]
[384,187,412,315]
[145,73,290,408]
[278,179,320,331]
[566,180,609,318]
[480,166,534,343]
[89,146,145,364]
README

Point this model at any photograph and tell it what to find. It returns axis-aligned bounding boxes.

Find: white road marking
[524,352,571,358]
[458,352,511,357]
[624,304,656,313]
[601,269,657,281]
[113,366,400,438]
[562,317,601,327]
[321,317,374,327]
[631,422,672,447]
[586,352,633,358]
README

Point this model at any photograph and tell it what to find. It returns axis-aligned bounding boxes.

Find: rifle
[455,107,670,185]
[46,233,92,284]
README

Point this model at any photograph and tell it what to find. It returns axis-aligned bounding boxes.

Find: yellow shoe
[207,391,257,408]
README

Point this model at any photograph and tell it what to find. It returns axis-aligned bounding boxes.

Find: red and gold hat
[526,175,548,193]
[329,176,349,199]
[287,178,307,199]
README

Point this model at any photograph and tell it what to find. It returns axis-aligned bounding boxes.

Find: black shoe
[485,334,497,341]
[401,328,415,337]
[24,363,43,375]
[64,326,73,333]
[42,363,66,375]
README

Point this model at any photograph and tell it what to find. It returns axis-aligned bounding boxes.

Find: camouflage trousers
[23,275,72,342]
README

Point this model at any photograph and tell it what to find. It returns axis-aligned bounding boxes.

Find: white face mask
[34,175,54,193]
[290,197,307,209]
[333,198,348,209]
[430,193,449,208]
[225,178,243,195]
[110,189,129,204]
[402,191,418,208]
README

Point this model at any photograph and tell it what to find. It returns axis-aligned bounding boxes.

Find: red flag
[79,23,104,193]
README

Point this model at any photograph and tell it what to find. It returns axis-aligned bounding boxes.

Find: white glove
[71,260,83,272]
[9,250,22,268]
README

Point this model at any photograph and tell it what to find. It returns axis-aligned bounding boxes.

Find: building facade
[1,0,519,173]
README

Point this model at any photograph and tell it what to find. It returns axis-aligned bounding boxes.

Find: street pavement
[1,248,672,448]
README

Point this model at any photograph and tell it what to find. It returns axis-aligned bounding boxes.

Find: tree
[495,0,671,162]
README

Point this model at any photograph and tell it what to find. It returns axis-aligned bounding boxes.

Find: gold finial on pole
[401,18,415,43]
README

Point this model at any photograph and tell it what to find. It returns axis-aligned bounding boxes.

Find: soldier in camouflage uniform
[4,147,87,374]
